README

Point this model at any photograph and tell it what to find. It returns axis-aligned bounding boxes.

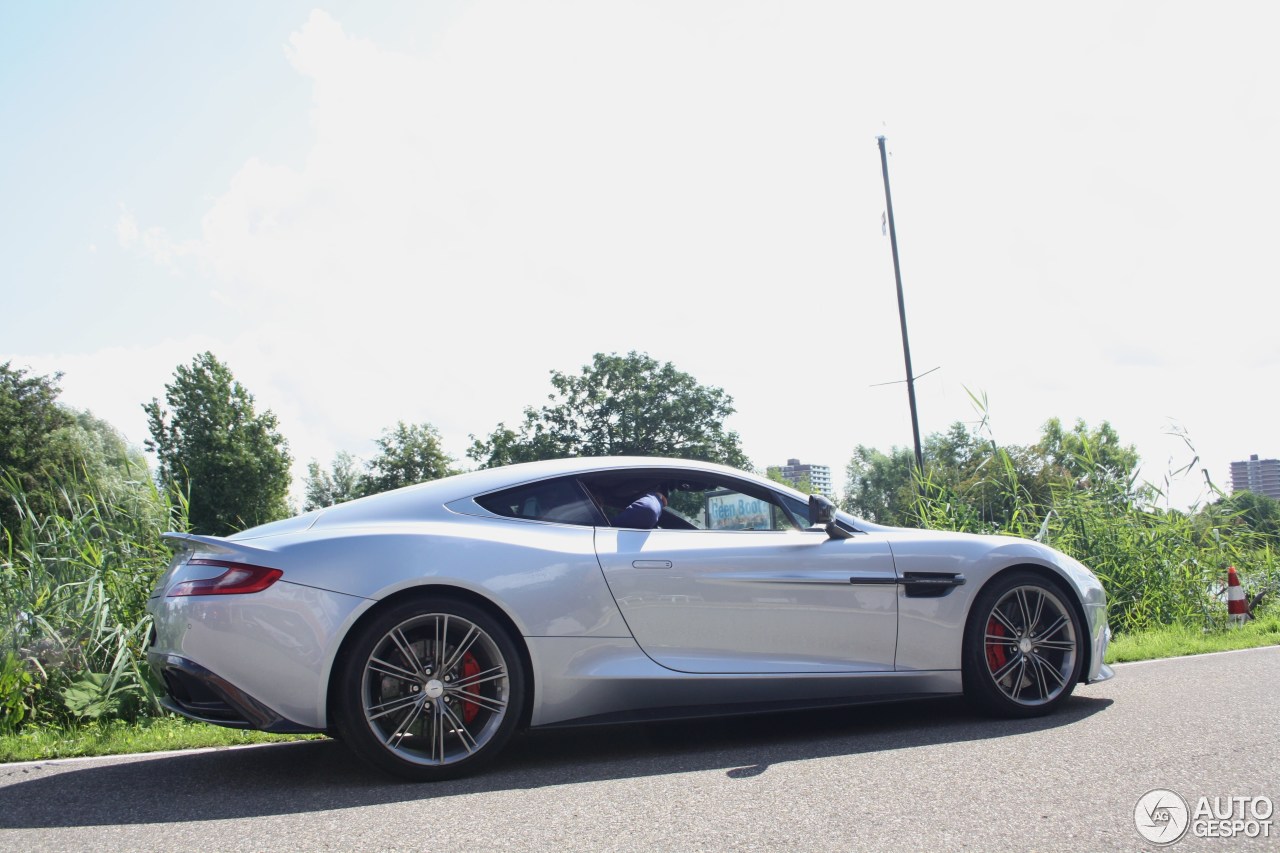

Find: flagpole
[877,136,924,475]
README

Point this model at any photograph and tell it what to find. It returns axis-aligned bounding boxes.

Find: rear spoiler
[161,532,274,560]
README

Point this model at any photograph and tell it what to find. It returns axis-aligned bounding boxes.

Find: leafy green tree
[1217,490,1280,539]
[949,442,1055,528]
[924,422,1059,519]
[1036,417,1139,484]
[766,467,815,494]
[841,444,919,524]
[0,363,76,528]
[143,352,291,535]
[466,424,529,469]
[46,410,148,484]
[924,422,981,481]
[0,365,150,532]
[360,421,457,495]
[303,451,363,511]
[842,417,1139,529]
[468,352,749,469]
[303,422,457,509]
[842,424,1000,526]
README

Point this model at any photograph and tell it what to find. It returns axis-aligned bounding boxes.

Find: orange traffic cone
[1226,566,1248,625]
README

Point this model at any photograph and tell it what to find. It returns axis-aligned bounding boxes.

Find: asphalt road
[2,647,1277,852]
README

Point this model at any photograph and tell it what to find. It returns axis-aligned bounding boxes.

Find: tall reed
[913,433,1279,634]
[1,465,187,731]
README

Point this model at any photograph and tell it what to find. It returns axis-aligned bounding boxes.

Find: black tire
[962,571,1083,718]
[333,596,526,781]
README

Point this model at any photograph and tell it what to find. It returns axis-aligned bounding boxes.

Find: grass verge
[0,716,319,764]
[1105,610,1280,664]
[3,617,1279,764]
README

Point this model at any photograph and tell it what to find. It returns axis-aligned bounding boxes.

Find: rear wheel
[334,597,525,781]
[963,571,1083,717]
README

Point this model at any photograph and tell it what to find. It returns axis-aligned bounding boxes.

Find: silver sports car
[147,456,1113,780]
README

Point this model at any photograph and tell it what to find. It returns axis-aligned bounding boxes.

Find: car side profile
[147,456,1112,780]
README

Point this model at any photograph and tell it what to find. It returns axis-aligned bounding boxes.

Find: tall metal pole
[877,136,924,474]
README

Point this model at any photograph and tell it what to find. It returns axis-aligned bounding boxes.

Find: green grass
[1105,611,1280,664]
[0,715,319,763]
[4,617,1279,764]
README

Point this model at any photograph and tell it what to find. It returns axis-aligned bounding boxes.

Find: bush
[915,444,1280,634]
[0,464,187,732]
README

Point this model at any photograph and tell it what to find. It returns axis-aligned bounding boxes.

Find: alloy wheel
[981,584,1078,707]
[361,612,511,766]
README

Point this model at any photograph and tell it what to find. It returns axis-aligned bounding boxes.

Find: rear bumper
[146,580,370,731]
[149,653,323,734]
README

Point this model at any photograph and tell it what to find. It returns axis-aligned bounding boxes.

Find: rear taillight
[167,559,284,597]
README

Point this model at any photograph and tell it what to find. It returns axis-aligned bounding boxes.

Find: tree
[843,416,1145,530]
[303,423,457,510]
[46,409,148,482]
[766,467,815,494]
[303,451,363,511]
[0,363,76,524]
[143,352,291,535]
[1,362,166,535]
[1035,417,1139,484]
[841,444,919,524]
[360,422,456,495]
[465,424,530,469]
[1218,490,1280,539]
[468,352,749,469]
[841,424,1002,526]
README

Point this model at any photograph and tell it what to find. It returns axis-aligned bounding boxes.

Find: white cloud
[116,206,138,247]
[16,2,1279,511]
[116,204,197,268]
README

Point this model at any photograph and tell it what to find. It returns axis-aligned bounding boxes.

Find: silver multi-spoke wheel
[964,572,1083,717]
[337,598,525,780]
[363,613,510,766]
[982,584,1077,706]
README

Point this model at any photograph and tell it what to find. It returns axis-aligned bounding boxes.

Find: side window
[583,470,803,531]
[475,478,604,526]
[674,478,806,531]
[778,492,858,535]
[780,494,811,528]
[699,488,794,531]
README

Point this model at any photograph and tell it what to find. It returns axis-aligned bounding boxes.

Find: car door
[591,476,898,674]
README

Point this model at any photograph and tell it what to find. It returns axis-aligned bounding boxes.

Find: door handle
[632,560,673,569]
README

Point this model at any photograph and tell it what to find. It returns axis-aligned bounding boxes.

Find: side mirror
[809,493,835,524]
[809,494,853,540]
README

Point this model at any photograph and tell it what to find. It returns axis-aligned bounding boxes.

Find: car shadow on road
[0,695,1111,829]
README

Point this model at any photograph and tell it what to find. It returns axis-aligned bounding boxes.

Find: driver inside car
[610,487,668,529]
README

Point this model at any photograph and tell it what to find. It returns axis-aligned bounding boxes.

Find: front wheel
[963,571,1083,718]
[333,597,526,781]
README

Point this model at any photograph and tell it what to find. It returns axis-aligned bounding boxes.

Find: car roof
[306,456,778,529]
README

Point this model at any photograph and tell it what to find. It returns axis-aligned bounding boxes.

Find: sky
[3,1,1277,511]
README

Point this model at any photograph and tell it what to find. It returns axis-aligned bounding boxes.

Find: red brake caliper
[461,652,481,723]
[985,618,1007,673]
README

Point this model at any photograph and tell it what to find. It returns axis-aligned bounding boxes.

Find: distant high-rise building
[1230,455,1280,501]
[771,458,834,498]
